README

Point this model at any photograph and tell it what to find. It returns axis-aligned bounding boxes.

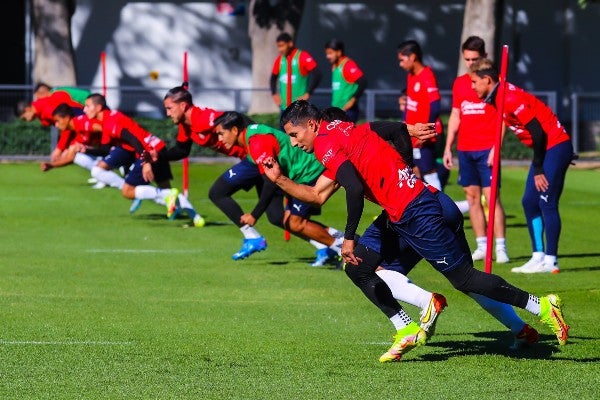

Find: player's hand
[410,123,436,142]
[272,94,281,107]
[240,213,256,226]
[40,162,52,172]
[142,162,154,182]
[261,156,282,182]
[534,173,549,192]
[71,142,86,153]
[149,149,159,162]
[341,239,362,266]
[442,149,453,169]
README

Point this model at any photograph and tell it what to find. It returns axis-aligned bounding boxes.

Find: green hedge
[0,113,532,160]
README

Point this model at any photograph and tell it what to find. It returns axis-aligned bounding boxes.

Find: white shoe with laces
[471,248,486,261]
[495,248,510,263]
[511,256,552,273]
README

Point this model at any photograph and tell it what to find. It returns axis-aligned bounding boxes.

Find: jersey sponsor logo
[397,166,417,189]
[321,148,334,165]
[406,96,418,112]
[460,100,487,115]
[325,120,352,136]
[514,103,526,116]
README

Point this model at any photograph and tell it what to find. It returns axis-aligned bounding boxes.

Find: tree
[458,0,497,76]
[247,0,305,114]
[32,0,77,86]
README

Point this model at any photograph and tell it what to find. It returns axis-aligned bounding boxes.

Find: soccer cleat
[379,322,427,363]
[91,181,107,189]
[232,237,267,260]
[510,324,540,350]
[471,248,486,261]
[419,293,448,336]
[511,256,553,273]
[540,294,569,345]
[164,188,179,219]
[87,177,98,184]
[193,214,206,228]
[495,248,510,264]
[129,199,142,214]
[311,248,339,267]
[540,260,560,274]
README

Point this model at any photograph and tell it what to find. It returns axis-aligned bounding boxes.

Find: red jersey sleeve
[248,134,280,174]
[55,130,76,151]
[505,89,535,126]
[271,54,283,75]
[342,59,364,83]
[298,51,318,76]
[313,135,347,181]
[423,69,441,102]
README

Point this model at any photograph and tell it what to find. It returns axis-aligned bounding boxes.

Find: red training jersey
[339,57,364,82]
[405,66,442,147]
[55,115,101,151]
[176,106,246,159]
[503,83,570,149]
[314,120,425,223]
[271,49,318,76]
[31,91,84,127]
[100,110,165,155]
[451,73,497,151]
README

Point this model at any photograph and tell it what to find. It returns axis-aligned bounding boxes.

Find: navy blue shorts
[103,146,137,170]
[286,178,321,217]
[359,189,470,274]
[221,159,262,191]
[125,154,173,186]
[457,150,496,187]
[413,142,437,174]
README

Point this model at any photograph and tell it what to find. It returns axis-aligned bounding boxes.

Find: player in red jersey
[397,40,443,190]
[18,89,88,127]
[443,36,509,264]
[263,100,569,361]
[84,93,203,224]
[469,59,574,274]
[270,32,321,115]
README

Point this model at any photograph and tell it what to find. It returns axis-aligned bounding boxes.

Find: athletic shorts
[103,146,137,170]
[358,189,470,273]
[457,149,497,188]
[125,154,173,186]
[221,158,262,191]
[413,142,437,174]
[286,179,321,217]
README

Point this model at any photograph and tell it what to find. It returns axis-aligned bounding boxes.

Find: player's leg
[458,150,488,260]
[415,143,442,190]
[90,148,129,189]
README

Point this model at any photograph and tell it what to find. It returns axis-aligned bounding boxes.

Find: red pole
[100,51,107,97]
[485,45,509,273]
[182,51,190,197]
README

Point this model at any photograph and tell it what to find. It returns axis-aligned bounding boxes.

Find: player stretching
[264,100,569,362]
[469,59,574,274]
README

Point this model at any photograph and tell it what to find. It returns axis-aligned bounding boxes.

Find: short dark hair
[280,100,321,127]
[462,36,486,55]
[86,93,109,110]
[276,32,293,43]
[164,84,193,105]
[320,107,350,122]
[52,103,74,118]
[470,58,499,82]
[324,39,345,54]
[397,40,423,62]
[213,111,255,131]
[15,100,30,117]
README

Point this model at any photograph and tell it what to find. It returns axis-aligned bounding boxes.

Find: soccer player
[270,32,321,118]
[443,36,509,264]
[469,59,574,274]
[397,40,443,190]
[264,100,569,362]
[324,39,367,122]
[213,111,344,266]
[17,86,90,127]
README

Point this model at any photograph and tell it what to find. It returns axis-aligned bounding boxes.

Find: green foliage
[0,163,598,399]
[0,120,51,155]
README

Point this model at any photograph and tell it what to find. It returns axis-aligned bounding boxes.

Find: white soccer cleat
[471,248,486,261]
[511,256,557,273]
[495,248,510,264]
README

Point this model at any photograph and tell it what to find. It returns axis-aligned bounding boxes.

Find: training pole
[100,51,107,97]
[182,51,190,197]
[485,45,509,274]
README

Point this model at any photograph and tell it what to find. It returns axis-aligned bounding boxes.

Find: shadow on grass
[414,331,599,362]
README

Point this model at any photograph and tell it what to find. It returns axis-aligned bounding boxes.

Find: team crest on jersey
[413,82,421,92]
[397,166,417,189]
[326,120,352,136]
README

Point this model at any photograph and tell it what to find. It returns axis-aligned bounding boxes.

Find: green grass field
[1,162,599,399]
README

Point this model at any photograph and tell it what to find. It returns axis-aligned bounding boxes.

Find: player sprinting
[213,111,345,266]
[263,100,569,362]
[17,86,89,127]
[469,59,574,274]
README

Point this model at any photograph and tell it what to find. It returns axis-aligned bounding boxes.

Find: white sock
[476,236,487,251]
[455,200,470,214]
[73,153,95,170]
[91,166,124,189]
[495,238,506,251]
[240,224,261,239]
[423,172,442,190]
[525,294,541,315]
[532,251,545,262]
[327,227,343,238]
[376,269,431,310]
[309,240,327,250]
[543,255,557,265]
[468,293,525,334]
[176,194,198,218]
[134,185,160,200]
[389,309,413,330]
[330,237,344,255]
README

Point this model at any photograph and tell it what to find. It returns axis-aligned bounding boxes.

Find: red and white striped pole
[485,45,509,274]
[100,51,107,97]
[182,51,190,197]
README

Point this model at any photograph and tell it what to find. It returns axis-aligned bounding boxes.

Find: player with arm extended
[324,39,367,123]
[397,40,443,190]
[263,100,569,362]
[469,59,574,274]
[213,111,345,266]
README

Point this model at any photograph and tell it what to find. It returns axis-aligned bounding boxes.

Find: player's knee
[344,244,383,284]
[285,215,306,233]
[443,262,478,292]
[121,184,135,199]
[91,166,103,179]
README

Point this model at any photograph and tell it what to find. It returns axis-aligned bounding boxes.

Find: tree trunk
[247,0,305,115]
[32,0,77,86]
[458,0,497,76]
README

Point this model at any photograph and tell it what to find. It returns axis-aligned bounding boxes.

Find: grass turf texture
[0,162,599,399]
